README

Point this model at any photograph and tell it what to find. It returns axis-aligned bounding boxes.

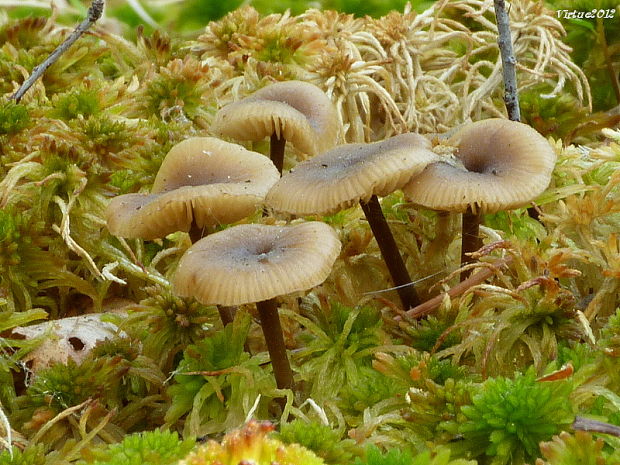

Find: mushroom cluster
[105,77,557,400]
[105,82,345,397]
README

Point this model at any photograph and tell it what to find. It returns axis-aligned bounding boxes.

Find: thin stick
[405,257,513,319]
[493,0,520,122]
[572,416,620,438]
[495,0,544,224]
[10,0,105,103]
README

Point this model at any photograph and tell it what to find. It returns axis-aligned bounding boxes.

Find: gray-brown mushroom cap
[105,137,279,240]
[402,118,557,214]
[265,132,440,215]
[172,222,342,306]
[210,80,340,157]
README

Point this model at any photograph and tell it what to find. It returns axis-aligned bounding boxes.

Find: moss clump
[50,88,101,120]
[538,431,609,465]
[0,101,29,135]
[352,444,475,465]
[178,421,324,465]
[79,429,195,465]
[459,369,574,464]
[0,445,46,465]
[277,419,356,464]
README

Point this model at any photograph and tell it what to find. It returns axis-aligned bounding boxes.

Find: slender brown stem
[255,298,293,391]
[360,195,420,310]
[188,221,204,244]
[270,133,286,174]
[217,306,236,327]
[187,221,238,329]
[460,208,482,281]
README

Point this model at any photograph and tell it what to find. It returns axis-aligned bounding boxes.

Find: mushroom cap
[105,137,279,239]
[211,80,340,156]
[403,118,557,214]
[265,132,440,215]
[172,222,341,306]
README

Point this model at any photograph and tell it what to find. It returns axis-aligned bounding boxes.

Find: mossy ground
[1,1,619,464]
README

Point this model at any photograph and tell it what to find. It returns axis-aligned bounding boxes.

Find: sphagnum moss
[458,369,574,464]
[0,2,618,463]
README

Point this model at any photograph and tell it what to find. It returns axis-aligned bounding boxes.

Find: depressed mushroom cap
[403,118,557,214]
[211,80,340,156]
[172,222,342,306]
[105,137,279,239]
[265,132,440,215]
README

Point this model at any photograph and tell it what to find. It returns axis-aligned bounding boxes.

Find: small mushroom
[265,133,441,310]
[105,137,280,242]
[403,118,556,278]
[172,222,341,391]
[211,80,340,173]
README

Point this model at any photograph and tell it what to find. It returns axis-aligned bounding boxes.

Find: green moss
[459,369,574,464]
[79,429,195,465]
[406,316,461,353]
[278,420,356,465]
[295,301,386,401]
[0,101,30,135]
[352,444,475,465]
[24,357,123,411]
[50,88,100,120]
[179,421,325,465]
[0,16,48,48]
[118,286,214,372]
[164,312,277,435]
[0,445,46,465]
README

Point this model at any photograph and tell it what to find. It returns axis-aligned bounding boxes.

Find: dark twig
[493,0,520,122]
[405,257,513,319]
[495,0,544,223]
[572,416,620,438]
[10,0,105,103]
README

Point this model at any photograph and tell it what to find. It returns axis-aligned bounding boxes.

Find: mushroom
[403,118,556,278]
[105,137,280,242]
[211,80,340,173]
[172,222,341,391]
[265,133,441,310]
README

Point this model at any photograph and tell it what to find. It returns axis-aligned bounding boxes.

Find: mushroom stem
[188,221,205,243]
[359,194,420,310]
[270,133,286,174]
[255,298,294,391]
[188,222,237,329]
[460,208,482,280]
[217,306,236,327]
